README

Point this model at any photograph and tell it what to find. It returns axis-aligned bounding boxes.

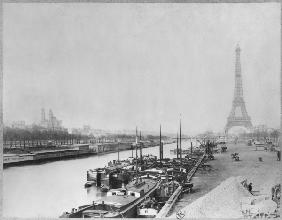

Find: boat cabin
[106,187,143,198]
[107,188,127,196]
[144,168,164,175]
[140,174,158,180]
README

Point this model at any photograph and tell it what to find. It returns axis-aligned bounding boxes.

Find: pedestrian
[248,183,253,194]
[277,151,281,161]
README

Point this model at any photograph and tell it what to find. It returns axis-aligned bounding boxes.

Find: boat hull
[61,179,161,218]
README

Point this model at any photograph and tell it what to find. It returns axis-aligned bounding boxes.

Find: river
[4,141,196,218]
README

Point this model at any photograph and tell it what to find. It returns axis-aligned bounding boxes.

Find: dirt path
[171,143,281,215]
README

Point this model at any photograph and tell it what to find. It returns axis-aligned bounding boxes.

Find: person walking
[248,183,253,195]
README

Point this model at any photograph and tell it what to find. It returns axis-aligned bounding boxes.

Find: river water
[4,141,197,218]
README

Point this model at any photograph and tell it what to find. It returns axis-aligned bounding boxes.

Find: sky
[3,3,280,134]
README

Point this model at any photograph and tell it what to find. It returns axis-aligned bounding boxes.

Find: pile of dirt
[170,176,252,218]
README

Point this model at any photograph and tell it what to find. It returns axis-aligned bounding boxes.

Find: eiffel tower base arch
[225,120,253,135]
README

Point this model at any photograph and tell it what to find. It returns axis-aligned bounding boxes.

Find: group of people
[204,140,216,155]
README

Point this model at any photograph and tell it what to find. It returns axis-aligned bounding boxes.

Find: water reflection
[86,185,107,197]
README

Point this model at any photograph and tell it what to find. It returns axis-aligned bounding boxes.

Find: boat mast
[176,132,179,159]
[118,141,120,162]
[139,130,142,166]
[180,117,182,163]
[160,124,162,163]
[135,126,138,174]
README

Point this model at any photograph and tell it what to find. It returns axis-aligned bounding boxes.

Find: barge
[61,176,161,218]
[137,180,181,218]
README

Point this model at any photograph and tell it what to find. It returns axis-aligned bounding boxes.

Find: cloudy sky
[3,3,280,134]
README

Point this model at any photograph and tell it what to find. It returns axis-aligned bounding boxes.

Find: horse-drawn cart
[231,153,240,161]
[221,146,227,153]
[217,141,227,153]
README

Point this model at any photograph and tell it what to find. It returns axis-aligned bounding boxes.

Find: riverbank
[3,141,174,168]
[170,142,281,217]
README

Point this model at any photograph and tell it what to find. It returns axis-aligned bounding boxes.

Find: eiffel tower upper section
[234,46,244,100]
[225,45,252,133]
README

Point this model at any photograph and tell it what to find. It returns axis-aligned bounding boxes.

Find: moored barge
[61,176,161,218]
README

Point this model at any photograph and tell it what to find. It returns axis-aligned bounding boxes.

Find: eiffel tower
[225,45,252,134]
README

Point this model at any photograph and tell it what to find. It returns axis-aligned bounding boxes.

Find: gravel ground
[170,142,281,216]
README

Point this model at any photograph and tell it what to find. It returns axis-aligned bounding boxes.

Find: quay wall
[3,141,173,168]
[3,145,97,167]
[4,154,35,164]
[90,141,163,154]
[92,142,132,153]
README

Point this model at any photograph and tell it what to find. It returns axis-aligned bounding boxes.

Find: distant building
[253,124,268,133]
[71,128,82,135]
[40,108,63,131]
[11,121,26,129]
[71,125,92,136]
[82,125,91,135]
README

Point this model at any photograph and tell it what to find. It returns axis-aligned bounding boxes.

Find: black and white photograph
[2,1,281,219]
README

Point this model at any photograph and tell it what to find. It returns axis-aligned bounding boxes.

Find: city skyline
[5,106,279,135]
[3,3,280,134]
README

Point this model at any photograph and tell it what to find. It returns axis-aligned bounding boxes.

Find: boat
[101,184,110,192]
[85,132,158,190]
[60,176,161,218]
[137,197,161,218]
[170,148,191,155]
[86,157,142,187]
[137,180,181,218]
[87,168,108,185]
[84,181,95,188]
[170,145,203,156]
[87,168,131,189]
